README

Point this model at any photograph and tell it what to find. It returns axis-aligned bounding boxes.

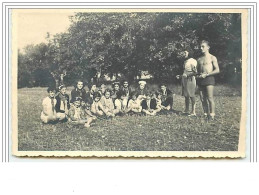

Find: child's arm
[98,102,108,115]
[68,107,77,121]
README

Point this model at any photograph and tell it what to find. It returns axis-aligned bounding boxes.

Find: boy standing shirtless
[197,40,220,120]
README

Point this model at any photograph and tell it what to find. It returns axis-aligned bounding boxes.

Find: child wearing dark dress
[71,80,87,103]
[55,85,70,118]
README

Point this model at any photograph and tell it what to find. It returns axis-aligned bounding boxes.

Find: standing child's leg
[199,86,209,116]
[206,85,215,119]
[184,97,190,113]
[189,97,196,116]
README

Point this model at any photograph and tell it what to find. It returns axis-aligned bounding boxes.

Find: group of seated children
[40,80,174,128]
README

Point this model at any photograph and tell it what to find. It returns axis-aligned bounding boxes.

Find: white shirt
[42,96,57,116]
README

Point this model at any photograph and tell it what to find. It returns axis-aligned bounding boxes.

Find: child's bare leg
[57,113,66,121]
[206,85,215,118]
[184,97,190,113]
[84,118,93,128]
[190,97,196,115]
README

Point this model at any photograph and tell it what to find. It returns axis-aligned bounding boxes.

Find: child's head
[131,91,137,101]
[117,91,127,100]
[81,100,86,107]
[93,92,101,102]
[122,80,129,88]
[76,80,84,90]
[160,83,167,92]
[74,97,82,108]
[88,83,97,92]
[104,89,111,99]
[58,85,67,95]
[112,82,120,91]
[145,91,152,100]
[100,84,106,93]
[85,101,91,110]
[138,80,146,90]
[156,91,162,99]
[47,87,56,98]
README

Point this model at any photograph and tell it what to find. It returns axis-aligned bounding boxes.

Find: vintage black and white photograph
[12,9,247,157]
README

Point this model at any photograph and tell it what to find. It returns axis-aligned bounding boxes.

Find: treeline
[18,12,242,88]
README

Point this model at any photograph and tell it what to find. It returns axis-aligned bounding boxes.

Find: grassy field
[17,84,242,151]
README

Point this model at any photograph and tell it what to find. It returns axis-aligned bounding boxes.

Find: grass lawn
[17,84,242,151]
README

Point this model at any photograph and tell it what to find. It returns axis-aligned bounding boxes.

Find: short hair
[74,96,82,102]
[159,83,167,88]
[87,82,97,90]
[130,91,137,98]
[75,80,85,88]
[146,91,152,97]
[155,91,162,96]
[47,86,56,93]
[104,89,111,95]
[122,80,128,84]
[185,46,194,58]
[200,40,210,47]
[93,91,101,99]
[112,82,120,88]
[117,90,126,99]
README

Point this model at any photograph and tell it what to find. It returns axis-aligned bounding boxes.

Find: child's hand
[201,73,207,78]
[182,73,187,78]
[176,75,181,79]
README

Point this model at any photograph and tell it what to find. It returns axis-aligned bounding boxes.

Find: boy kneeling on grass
[41,87,66,124]
[68,97,94,128]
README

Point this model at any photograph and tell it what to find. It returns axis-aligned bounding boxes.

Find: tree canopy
[18,12,242,88]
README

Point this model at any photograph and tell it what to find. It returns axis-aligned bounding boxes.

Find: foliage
[18,12,242,88]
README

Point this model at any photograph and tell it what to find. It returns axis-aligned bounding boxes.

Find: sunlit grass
[18,84,241,151]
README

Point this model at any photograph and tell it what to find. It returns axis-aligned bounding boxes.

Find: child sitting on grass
[55,85,70,118]
[100,89,115,117]
[91,92,113,117]
[81,100,97,127]
[141,91,156,116]
[71,80,87,103]
[127,91,142,114]
[114,91,128,115]
[154,91,169,112]
[41,87,66,123]
[68,97,93,128]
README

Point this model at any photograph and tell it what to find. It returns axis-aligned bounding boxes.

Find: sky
[15,10,75,50]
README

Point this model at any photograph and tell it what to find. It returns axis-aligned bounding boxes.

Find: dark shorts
[198,76,215,86]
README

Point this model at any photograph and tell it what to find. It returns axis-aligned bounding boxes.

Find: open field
[17,85,242,151]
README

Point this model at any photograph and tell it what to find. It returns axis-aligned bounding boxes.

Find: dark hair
[93,91,101,99]
[200,40,210,47]
[87,82,97,91]
[117,90,126,99]
[47,86,56,93]
[75,80,85,89]
[74,96,82,102]
[104,89,111,96]
[122,80,129,84]
[159,83,167,88]
[156,91,162,96]
[112,82,120,88]
[145,91,152,97]
[130,91,138,98]
[185,46,194,58]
